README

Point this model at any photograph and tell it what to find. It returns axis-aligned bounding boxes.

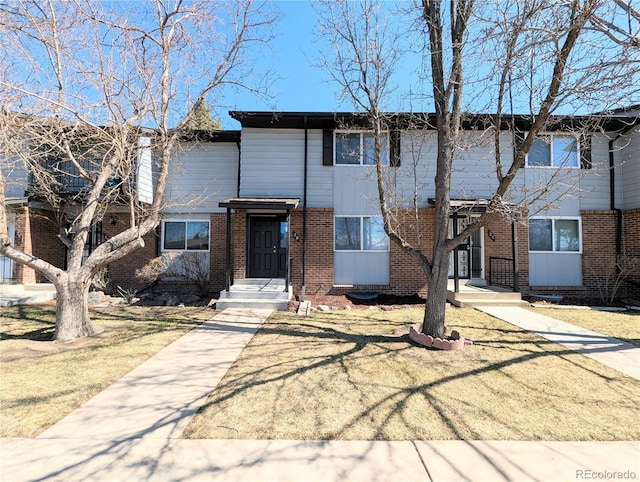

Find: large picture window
[162,220,210,251]
[335,216,389,251]
[335,131,389,166]
[527,135,578,168]
[529,217,580,253]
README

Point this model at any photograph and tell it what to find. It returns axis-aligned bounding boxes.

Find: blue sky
[218,0,639,128]
[220,1,347,127]
[220,1,422,128]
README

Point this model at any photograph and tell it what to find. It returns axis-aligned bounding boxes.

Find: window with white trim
[335,131,389,166]
[528,217,581,253]
[335,216,389,251]
[162,220,210,251]
[527,135,579,168]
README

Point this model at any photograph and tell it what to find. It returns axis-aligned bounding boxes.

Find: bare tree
[316,0,639,338]
[0,0,276,342]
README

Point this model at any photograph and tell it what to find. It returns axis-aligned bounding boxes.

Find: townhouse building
[2,110,639,307]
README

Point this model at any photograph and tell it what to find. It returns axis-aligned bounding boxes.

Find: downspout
[301,115,309,301]
[609,125,635,263]
[235,139,241,197]
[608,139,622,262]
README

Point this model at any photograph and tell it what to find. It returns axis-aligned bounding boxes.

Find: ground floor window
[162,220,210,251]
[528,217,581,253]
[335,216,389,251]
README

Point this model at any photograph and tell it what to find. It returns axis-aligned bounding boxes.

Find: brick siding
[102,213,159,290]
[483,217,529,292]
[622,208,640,300]
[13,207,64,283]
[15,204,633,302]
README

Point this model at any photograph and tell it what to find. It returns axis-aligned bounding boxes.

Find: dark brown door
[249,216,281,278]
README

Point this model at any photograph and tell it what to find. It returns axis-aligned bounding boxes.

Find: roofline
[177,129,241,143]
[229,110,639,131]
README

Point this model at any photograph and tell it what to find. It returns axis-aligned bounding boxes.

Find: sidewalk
[478,306,640,381]
[1,306,639,481]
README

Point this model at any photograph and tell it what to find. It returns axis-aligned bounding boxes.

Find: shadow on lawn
[0,305,205,344]
[191,314,637,441]
[0,305,56,341]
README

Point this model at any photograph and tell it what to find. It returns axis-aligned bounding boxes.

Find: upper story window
[527,135,579,168]
[335,131,389,166]
[528,217,581,253]
[335,216,389,251]
[162,220,210,251]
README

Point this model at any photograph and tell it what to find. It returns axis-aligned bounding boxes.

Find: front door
[248,216,288,278]
[449,216,483,280]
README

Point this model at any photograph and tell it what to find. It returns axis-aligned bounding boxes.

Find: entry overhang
[219,198,299,211]
[428,198,490,213]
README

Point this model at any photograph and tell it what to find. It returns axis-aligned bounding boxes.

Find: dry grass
[0,304,212,438]
[184,307,640,441]
[528,307,640,347]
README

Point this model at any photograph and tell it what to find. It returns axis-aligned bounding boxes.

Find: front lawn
[183,307,640,441]
[0,305,211,437]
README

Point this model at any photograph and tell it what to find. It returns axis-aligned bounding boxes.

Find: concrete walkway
[1,306,639,481]
[478,306,640,381]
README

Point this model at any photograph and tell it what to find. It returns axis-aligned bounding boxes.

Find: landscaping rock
[180,293,201,304]
[317,304,330,312]
[88,291,104,303]
[165,295,180,306]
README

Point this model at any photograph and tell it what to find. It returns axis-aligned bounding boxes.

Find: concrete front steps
[0,283,57,307]
[447,282,529,308]
[216,278,292,311]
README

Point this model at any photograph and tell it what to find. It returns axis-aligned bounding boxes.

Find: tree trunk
[54,275,97,342]
[422,253,450,338]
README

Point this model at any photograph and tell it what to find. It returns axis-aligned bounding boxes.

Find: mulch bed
[288,293,425,312]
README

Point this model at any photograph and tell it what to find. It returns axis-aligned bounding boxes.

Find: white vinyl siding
[240,128,333,207]
[136,137,153,204]
[165,142,238,213]
[529,253,582,286]
[621,127,640,209]
[334,252,390,285]
[397,131,525,204]
[579,133,615,211]
[333,166,381,215]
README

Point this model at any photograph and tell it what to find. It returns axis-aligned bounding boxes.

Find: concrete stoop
[447,286,529,308]
[0,283,56,307]
[216,278,292,310]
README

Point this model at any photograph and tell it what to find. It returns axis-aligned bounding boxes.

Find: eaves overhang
[219,197,300,211]
[229,110,639,132]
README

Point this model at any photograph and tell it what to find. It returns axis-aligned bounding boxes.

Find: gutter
[235,139,241,198]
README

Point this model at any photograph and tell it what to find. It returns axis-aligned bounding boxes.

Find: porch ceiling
[219,197,299,211]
